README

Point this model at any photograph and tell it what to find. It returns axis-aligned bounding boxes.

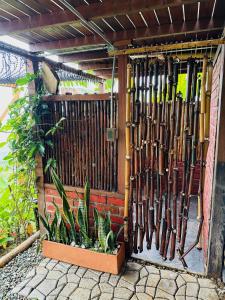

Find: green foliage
[96,211,119,253]
[60,80,88,89]
[104,79,112,92]
[77,180,92,247]
[50,167,77,243]
[177,73,187,97]
[0,73,63,249]
[40,170,121,253]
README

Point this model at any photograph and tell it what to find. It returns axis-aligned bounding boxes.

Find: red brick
[66,191,76,198]
[45,188,59,196]
[107,197,124,207]
[45,195,53,203]
[90,194,106,203]
[92,204,107,212]
[111,215,124,225]
[52,197,62,206]
[47,204,55,213]
[108,206,119,215]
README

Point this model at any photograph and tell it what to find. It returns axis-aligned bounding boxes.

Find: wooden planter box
[42,240,125,275]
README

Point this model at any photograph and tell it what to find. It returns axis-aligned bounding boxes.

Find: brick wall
[202,49,222,260]
[44,185,124,233]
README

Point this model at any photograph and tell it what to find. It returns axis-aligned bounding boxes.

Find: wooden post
[206,45,225,278]
[27,59,45,233]
[117,55,127,194]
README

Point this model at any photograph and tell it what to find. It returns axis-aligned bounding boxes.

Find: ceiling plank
[0,10,76,35]
[0,0,207,35]
[30,18,224,53]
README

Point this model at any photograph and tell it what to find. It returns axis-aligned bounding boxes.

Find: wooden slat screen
[42,96,118,192]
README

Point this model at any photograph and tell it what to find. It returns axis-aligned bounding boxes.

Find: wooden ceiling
[0,0,224,79]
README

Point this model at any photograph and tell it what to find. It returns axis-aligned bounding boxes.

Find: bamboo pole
[196,56,208,250]
[108,39,225,57]
[124,63,132,242]
[205,62,213,139]
[200,56,208,114]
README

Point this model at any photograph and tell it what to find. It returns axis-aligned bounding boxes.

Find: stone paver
[198,287,219,300]
[13,258,221,300]
[28,289,45,300]
[158,278,177,295]
[186,282,199,297]
[60,283,77,297]
[36,279,57,296]
[70,287,91,300]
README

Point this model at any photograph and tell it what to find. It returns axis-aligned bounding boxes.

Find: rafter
[94,69,118,79]
[0,0,207,36]
[30,18,224,53]
[58,50,109,63]
[78,62,116,70]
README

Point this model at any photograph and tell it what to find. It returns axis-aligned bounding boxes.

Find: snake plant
[40,169,122,253]
[50,167,77,243]
[76,180,92,247]
[94,208,122,253]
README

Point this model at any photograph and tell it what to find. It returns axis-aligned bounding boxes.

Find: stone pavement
[11,258,221,300]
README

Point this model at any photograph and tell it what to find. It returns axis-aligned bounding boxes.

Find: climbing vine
[0,73,63,249]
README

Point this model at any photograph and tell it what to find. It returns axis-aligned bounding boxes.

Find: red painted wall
[202,50,222,260]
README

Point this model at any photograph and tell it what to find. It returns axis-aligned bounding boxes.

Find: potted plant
[40,167,125,274]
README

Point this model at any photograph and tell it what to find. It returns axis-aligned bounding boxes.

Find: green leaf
[105,230,114,253]
[44,159,56,173]
[16,73,37,86]
[50,167,77,243]
[0,141,6,148]
[39,215,52,240]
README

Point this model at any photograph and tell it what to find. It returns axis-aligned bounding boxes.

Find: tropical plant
[77,180,92,247]
[40,168,122,254]
[94,208,123,253]
[0,73,64,250]
[50,167,77,243]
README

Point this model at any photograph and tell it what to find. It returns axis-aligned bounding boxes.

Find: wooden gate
[125,57,212,267]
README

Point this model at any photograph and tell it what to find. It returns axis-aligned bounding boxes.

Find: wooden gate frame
[117,49,225,278]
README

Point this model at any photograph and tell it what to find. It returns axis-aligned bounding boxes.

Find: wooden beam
[94,69,118,77]
[109,38,225,56]
[31,34,105,52]
[94,72,118,79]
[43,93,111,101]
[30,19,224,53]
[45,183,124,199]
[58,50,109,63]
[0,10,77,35]
[78,62,115,71]
[0,0,206,36]
[27,59,45,234]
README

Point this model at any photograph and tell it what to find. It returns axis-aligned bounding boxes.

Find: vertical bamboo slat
[42,96,118,192]
[124,64,132,242]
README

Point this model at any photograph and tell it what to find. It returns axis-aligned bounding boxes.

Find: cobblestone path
[11,258,221,300]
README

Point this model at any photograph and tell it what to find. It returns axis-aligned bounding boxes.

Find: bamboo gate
[124,56,212,267]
